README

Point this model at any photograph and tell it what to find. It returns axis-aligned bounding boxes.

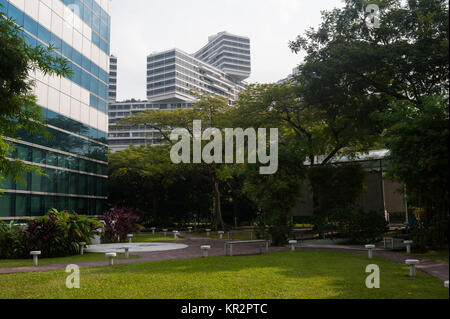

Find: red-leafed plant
[101,206,143,243]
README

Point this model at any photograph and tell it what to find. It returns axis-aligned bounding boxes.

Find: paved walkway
[1,234,448,282]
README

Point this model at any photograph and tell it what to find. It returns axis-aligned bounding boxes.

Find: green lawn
[0,250,447,299]
[409,250,449,264]
[0,253,140,269]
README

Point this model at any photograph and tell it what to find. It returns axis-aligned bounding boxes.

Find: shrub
[25,209,103,258]
[101,206,143,243]
[0,209,103,259]
[410,216,449,250]
[344,210,389,244]
[0,221,27,259]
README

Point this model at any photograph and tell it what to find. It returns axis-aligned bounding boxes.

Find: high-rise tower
[194,31,251,82]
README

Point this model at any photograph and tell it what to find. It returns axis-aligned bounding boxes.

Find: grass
[408,250,449,264]
[0,253,139,269]
[0,233,176,269]
[0,250,447,299]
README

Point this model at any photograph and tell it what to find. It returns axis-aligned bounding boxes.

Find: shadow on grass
[80,250,448,299]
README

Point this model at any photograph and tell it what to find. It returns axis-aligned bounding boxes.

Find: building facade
[109,54,117,101]
[108,100,194,152]
[0,0,110,219]
[194,31,251,82]
[146,48,246,104]
[108,32,250,152]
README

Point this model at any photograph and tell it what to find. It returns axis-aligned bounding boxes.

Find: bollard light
[365,244,376,259]
[289,240,298,251]
[30,251,41,267]
[106,252,117,266]
[405,259,420,277]
[201,245,211,257]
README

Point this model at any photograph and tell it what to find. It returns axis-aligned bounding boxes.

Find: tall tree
[121,94,230,230]
[289,0,449,105]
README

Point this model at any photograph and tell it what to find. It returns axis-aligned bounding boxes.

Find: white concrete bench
[224,240,269,256]
[163,229,168,236]
[218,231,224,239]
[205,229,211,238]
[151,227,156,235]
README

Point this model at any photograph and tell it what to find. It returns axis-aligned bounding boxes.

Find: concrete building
[108,32,250,152]
[291,150,408,223]
[194,31,251,82]
[109,54,117,101]
[1,0,111,219]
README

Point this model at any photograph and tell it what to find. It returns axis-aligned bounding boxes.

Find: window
[38,25,51,45]
[7,3,24,26]
[24,14,38,37]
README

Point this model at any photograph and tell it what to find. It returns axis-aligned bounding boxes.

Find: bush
[410,216,449,250]
[101,206,143,243]
[0,222,27,259]
[0,209,103,259]
[344,210,389,244]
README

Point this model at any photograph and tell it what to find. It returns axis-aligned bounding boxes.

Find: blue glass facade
[0,0,110,218]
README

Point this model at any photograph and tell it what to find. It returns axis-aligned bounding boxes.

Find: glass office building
[0,0,110,219]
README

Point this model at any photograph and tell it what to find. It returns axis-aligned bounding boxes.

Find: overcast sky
[110,0,344,101]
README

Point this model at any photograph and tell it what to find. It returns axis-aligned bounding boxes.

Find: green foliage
[1,9,71,187]
[0,221,27,259]
[0,209,102,259]
[381,95,449,248]
[344,210,389,244]
[108,145,213,227]
[241,138,307,245]
[308,163,367,237]
[289,0,449,105]
[410,216,449,251]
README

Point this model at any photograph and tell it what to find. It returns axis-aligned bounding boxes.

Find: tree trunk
[212,174,224,231]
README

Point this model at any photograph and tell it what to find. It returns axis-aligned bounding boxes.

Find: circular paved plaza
[85,242,188,253]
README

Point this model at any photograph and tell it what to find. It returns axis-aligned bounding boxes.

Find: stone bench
[224,240,269,256]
